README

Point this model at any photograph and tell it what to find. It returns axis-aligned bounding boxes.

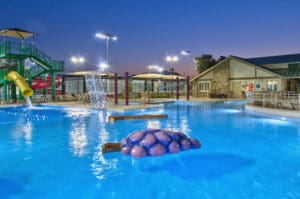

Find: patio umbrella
[67,70,118,78]
[131,73,165,80]
[162,74,185,80]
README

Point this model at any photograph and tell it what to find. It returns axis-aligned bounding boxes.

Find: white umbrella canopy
[132,72,185,80]
[67,70,119,78]
[132,73,165,79]
[163,74,185,80]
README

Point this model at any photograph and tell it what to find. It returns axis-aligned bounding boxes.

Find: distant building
[191,53,300,98]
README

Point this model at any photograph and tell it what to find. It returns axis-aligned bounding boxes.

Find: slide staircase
[0,41,64,78]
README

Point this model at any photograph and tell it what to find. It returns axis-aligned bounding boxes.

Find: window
[267,80,278,91]
[198,81,210,92]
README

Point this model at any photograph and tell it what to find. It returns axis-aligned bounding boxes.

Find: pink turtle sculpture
[102,129,201,158]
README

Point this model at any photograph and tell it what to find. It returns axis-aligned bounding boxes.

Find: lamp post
[95,33,117,94]
[181,50,191,99]
[95,32,117,66]
[181,50,190,76]
[148,65,163,94]
[165,55,178,72]
[165,55,178,96]
[70,56,85,94]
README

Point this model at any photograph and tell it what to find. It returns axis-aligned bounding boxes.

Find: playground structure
[0,28,64,102]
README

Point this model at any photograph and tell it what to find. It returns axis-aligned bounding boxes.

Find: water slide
[31,77,61,90]
[6,71,33,97]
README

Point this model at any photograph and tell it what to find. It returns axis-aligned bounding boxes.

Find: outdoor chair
[264,101,275,108]
[140,91,150,105]
[276,102,293,110]
[290,103,298,110]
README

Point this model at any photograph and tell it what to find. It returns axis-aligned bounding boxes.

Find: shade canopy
[163,74,185,80]
[132,73,165,79]
[67,70,117,77]
[132,72,185,80]
[0,28,35,39]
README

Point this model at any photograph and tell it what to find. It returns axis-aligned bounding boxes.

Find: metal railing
[246,91,300,111]
[0,42,64,72]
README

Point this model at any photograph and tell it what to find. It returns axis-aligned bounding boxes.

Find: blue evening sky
[1,0,300,76]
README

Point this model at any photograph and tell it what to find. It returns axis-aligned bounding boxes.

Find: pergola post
[51,72,56,101]
[176,77,179,100]
[186,76,190,100]
[114,73,118,105]
[125,72,129,105]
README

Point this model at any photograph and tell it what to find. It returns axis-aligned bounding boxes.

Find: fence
[246,91,300,111]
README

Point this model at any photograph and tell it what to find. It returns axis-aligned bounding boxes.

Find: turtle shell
[120,129,201,158]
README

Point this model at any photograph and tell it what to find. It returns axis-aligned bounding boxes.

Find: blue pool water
[0,101,300,199]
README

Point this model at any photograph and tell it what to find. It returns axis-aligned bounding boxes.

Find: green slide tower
[0,28,64,103]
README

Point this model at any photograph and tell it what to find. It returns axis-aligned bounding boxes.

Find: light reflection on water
[91,130,121,180]
[23,122,33,146]
[69,119,88,157]
[147,120,161,129]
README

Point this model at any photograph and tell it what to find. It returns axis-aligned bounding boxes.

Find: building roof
[246,53,300,65]
[271,67,300,78]
[191,56,284,82]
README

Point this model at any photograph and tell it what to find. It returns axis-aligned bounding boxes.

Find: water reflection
[23,122,33,146]
[147,120,161,129]
[11,118,33,147]
[69,119,88,157]
[180,117,189,135]
[91,128,121,180]
[64,108,94,117]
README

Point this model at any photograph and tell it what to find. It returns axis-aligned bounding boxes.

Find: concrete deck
[1,97,299,118]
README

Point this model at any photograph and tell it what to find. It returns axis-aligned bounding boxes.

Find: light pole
[165,55,178,96]
[95,33,117,94]
[165,55,178,72]
[95,32,117,66]
[181,50,190,76]
[70,56,85,94]
[148,65,163,96]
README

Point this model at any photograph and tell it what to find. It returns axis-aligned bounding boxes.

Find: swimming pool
[0,101,300,199]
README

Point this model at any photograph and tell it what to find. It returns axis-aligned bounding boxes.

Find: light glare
[166,55,179,62]
[181,50,190,56]
[71,56,85,64]
[100,63,109,70]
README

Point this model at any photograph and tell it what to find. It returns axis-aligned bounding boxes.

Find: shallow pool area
[0,101,300,199]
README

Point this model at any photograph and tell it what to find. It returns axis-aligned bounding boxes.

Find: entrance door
[231,81,242,98]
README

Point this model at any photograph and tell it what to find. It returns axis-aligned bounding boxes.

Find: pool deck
[1,97,299,118]
[245,104,300,119]
[44,97,238,111]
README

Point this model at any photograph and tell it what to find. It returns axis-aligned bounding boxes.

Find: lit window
[198,81,210,92]
[267,80,278,91]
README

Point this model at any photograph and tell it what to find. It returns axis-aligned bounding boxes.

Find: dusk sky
[1,0,300,77]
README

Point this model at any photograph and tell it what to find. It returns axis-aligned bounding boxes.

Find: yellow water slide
[6,71,33,97]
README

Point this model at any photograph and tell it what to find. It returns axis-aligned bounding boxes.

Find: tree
[194,54,227,74]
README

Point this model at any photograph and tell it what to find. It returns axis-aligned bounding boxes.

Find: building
[191,53,300,98]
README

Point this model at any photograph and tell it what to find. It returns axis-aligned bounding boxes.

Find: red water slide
[31,77,61,89]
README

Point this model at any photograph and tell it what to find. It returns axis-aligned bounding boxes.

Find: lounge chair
[290,103,298,110]
[276,102,293,110]
[140,91,150,105]
[265,101,275,108]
